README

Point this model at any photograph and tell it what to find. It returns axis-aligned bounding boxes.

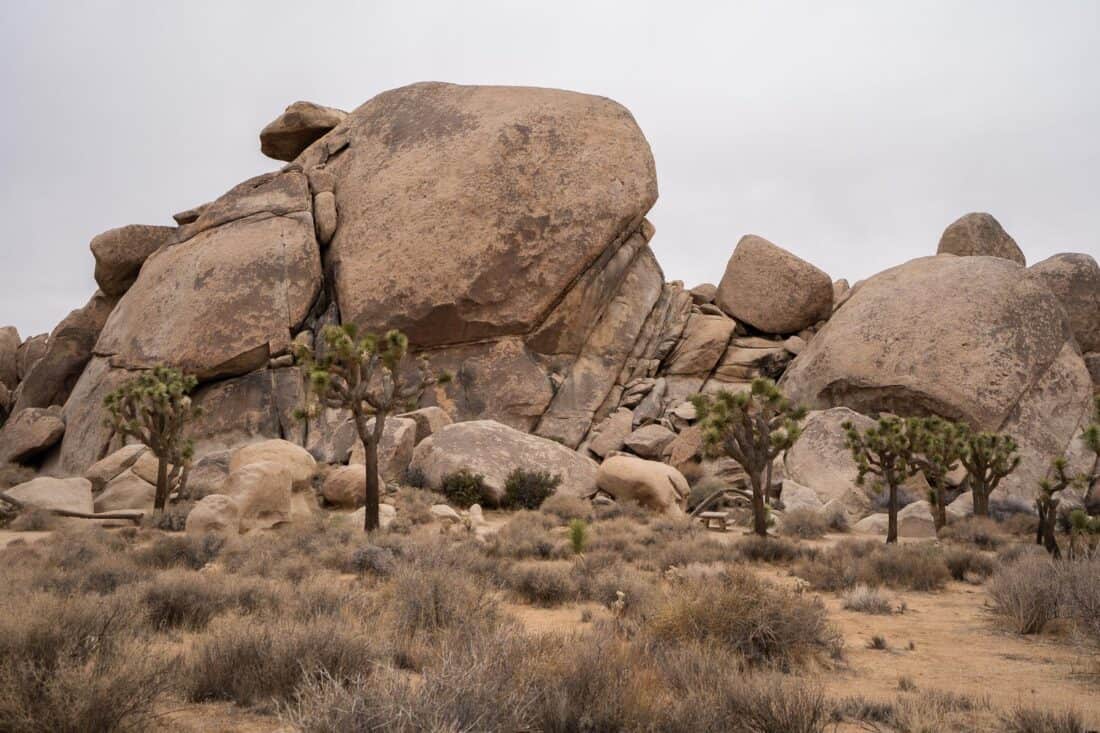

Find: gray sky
[2,1,1098,337]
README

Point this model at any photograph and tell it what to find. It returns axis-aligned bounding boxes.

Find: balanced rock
[0,326,19,390]
[0,407,65,463]
[185,494,240,536]
[4,476,93,514]
[781,255,1092,499]
[595,454,687,513]
[89,224,174,296]
[715,235,833,334]
[936,212,1024,264]
[409,419,598,504]
[259,101,347,162]
[230,439,317,491]
[1029,253,1100,353]
[223,461,292,531]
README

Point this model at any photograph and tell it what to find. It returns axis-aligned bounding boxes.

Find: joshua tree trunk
[750,474,768,537]
[886,481,899,544]
[1036,499,1061,559]
[152,454,170,517]
[931,484,948,531]
[358,411,388,532]
[972,485,990,517]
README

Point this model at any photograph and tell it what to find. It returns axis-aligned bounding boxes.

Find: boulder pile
[1,82,1097,531]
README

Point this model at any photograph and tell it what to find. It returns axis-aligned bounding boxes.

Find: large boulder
[185,494,240,536]
[89,224,175,296]
[781,255,1092,499]
[320,464,382,508]
[296,82,657,348]
[348,416,417,482]
[84,444,147,492]
[409,419,598,504]
[936,212,1025,264]
[260,101,347,162]
[223,461,292,531]
[0,326,19,390]
[0,407,65,463]
[94,170,322,381]
[4,476,93,514]
[93,469,155,512]
[595,454,688,513]
[1029,253,1100,353]
[229,439,316,491]
[715,235,833,334]
[783,408,875,514]
[662,314,735,376]
[16,334,47,382]
[13,291,116,413]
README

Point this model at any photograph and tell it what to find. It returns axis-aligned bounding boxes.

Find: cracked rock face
[296,81,658,348]
[780,254,1093,498]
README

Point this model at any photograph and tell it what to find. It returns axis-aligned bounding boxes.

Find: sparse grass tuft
[841,584,893,614]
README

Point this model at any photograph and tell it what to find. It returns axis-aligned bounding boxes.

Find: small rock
[260,101,347,162]
[430,504,462,523]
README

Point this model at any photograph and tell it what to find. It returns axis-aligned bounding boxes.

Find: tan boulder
[1029,253,1100,353]
[224,461,292,531]
[259,101,347,162]
[185,494,240,535]
[783,408,875,514]
[662,313,735,375]
[320,464,382,508]
[16,334,47,382]
[13,291,116,413]
[897,500,937,538]
[131,450,172,485]
[0,407,65,463]
[936,212,1024,264]
[779,479,825,512]
[0,326,19,390]
[396,406,453,445]
[188,368,305,456]
[4,476,93,514]
[596,454,688,513]
[715,235,833,334]
[185,451,230,498]
[296,82,657,348]
[781,255,1092,500]
[89,224,175,296]
[409,420,599,504]
[84,444,147,492]
[93,469,155,512]
[94,170,321,381]
[348,416,417,482]
[587,408,634,459]
[666,425,704,483]
[230,439,317,491]
[688,283,717,305]
[622,423,676,460]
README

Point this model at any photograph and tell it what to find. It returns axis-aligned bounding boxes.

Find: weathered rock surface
[897,500,937,538]
[1029,253,1100,353]
[89,224,175,296]
[588,408,634,458]
[230,439,317,491]
[715,235,833,334]
[0,407,65,463]
[662,313,734,376]
[16,334,47,381]
[781,255,1092,499]
[93,469,155,512]
[185,494,240,535]
[348,416,417,482]
[622,423,676,459]
[260,101,347,162]
[186,451,230,499]
[95,170,321,380]
[409,420,598,504]
[0,326,19,390]
[4,476,93,514]
[780,479,825,512]
[784,408,875,514]
[297,82,657,348]
[688,283,717,305]
[14,291,117,413]
[397,406,452,445]
[936,212,1024,264]
[224,461,292,531]
[595,454,687,513]
[189,368,305,456]
[84,444,147,492]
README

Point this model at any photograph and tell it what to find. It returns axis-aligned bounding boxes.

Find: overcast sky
[1,1,1098,337]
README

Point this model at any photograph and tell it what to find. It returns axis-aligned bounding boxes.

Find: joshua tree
[691,378,806,537]
[908,416,965,531]
[843,416,919,544]
[958,429,1020,518]
[103,366,201,517]
[295,325,447,531]
[1035,458,1081,559]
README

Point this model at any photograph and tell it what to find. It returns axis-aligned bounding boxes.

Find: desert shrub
[988,554,1062,634]
[997,541,1047,565]
[656,533,730,569]
[568,518,588,555]
[795,541,949,591]
[385,563,498,638]
[943,546,997,582]
[939,516,1007,549]
[439,469,487,508]
[824,507,850,533]
[837,689,989,732]
[736,535,804,563]
[1000,705,1087,733]
[592,498,653,524]
[402,465,428,488]
[572,561,660,617]
[502,468,561,510]
[841,584,893,614]
[0,591,173,732]
[489,510,563,560]
[140,570,277,631]
[8,507,57,531]
[506,561,577,606]
[780,508,830,539]
[539,493,593,522]
[185,614,377,707]
[134,532,224,570]
[647,568,842,669]
[71,553,147,595]
[347,544,397,576]
[391,486,447,525]
[149,501,192,532]
[1057,558,1100,643]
